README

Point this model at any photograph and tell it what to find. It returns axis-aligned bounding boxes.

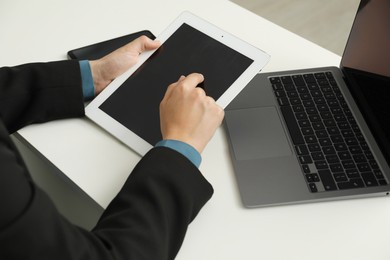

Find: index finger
[180,73,204,89]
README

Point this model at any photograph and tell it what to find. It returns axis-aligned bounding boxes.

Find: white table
[1,0,389,259]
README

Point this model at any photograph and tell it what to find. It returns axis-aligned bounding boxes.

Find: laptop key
[317,104,329,111]
[327,127,340,135]
[320,111,333,119]
[357,163,371,172]
[302,127,315,135]
[308,143,321,152]
[319,138,332,146]
[309,114,322,122]
[311,90,323,98]
[315,161,328,169]
[299,155,313,164]
[350,146,363,154]
[304,135,317,143]
[325,71,335,80]
[309,183,318,192]
[318,79,330,86]
[323,119,337,127]
[360,141,370,151]
[333,173,348,182]
[361,172,379,187]
[275,90,286,97]
[307,83,320,91]
[315,130,328,138]
[326,155,340,164]
[306,174,320,183]
[281,75,293,84]
[269,77,281,84]
[334,114,347,122]
[287,91,299,98]
[330,134,343,143]
[284,84,296,91]
[323,146,336,155]
[320,86,332,92]
[289,98,302,105]
[298,120,311,128]
[314,72,326,80]
[297,86,309,93]
[318,170,337,191]
[303,73,316,83]
[295,112,308,120]
[312,122,325,130]
[324,92,336,99]
[330,163,343,173]
[353,154,366,163]
[302,164,311,173]
[341,130,354,137]
[302,100,315,107]
[300,93,312,100]
[312,152,325,161]
[365,150,375,160]
[346,168,360,179]
[277,97,289,106]
[314,97,327,104]
[342,160,356,169]
[292,105,304,112]
[335,143,348,151]
[280,106,305,145]
[272,83,283,90]
[338,178,365,190]
[295,145,309,155]
[306,107,318,114]
[373,169,385,180]
[369,160,379,170]
[331,107,343,114]
[292,75,305,86]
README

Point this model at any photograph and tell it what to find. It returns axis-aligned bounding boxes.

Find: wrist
[156,139,202,167]
[162,135,204,154]
[89,60,112,95]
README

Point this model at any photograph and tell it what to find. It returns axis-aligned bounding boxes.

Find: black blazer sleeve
[0,61,214,260]
[0,60,85,134]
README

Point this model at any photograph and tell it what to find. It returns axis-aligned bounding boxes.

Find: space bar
[280,106,304,145]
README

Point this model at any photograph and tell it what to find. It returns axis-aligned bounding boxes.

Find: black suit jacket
[0,61,213,260]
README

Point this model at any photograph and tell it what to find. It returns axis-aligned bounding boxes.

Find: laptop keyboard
[270,72,388,192]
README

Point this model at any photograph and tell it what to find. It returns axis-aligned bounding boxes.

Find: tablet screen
[99,23,254,145]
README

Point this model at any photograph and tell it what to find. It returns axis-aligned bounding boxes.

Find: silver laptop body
[224,0,390,207]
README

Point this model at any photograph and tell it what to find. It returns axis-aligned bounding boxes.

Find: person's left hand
[89,36,161,94]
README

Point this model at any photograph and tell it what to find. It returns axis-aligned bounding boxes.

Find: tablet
[86,11,270,156]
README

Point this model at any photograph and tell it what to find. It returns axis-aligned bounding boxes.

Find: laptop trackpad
[225,106,292,160]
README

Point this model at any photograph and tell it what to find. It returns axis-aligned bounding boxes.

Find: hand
[159,73,225,154]
[89,36,161,94]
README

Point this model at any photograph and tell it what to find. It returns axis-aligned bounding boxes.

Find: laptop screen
[341,0,390,163]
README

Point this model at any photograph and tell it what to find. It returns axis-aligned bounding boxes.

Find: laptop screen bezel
[340,0,390,165]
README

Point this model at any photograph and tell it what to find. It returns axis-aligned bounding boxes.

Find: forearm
[0,146,213,260]
[0,60,84,133]
[93,147,213,260]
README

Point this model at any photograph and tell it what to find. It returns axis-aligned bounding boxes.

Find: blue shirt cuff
[155,140,202,168]
[79,60,95,100]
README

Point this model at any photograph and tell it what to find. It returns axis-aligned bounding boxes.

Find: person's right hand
[159,73,224,154]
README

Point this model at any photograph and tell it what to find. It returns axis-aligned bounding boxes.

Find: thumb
[131,35,161,54]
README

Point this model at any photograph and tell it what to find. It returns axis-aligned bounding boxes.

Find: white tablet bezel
[86,11,270,156]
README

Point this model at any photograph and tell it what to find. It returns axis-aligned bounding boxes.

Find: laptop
[224,0,390,207]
